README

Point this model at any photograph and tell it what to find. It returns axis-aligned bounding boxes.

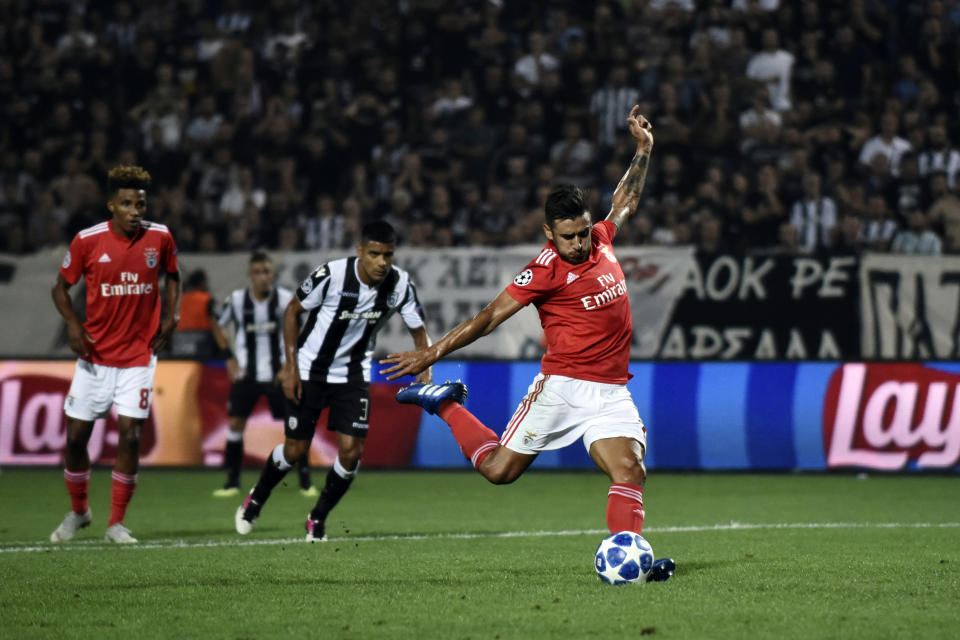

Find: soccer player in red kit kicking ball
[50,166,181,544]
[382,106,674,581]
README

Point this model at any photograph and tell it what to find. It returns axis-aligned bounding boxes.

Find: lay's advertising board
[0,360,957,471]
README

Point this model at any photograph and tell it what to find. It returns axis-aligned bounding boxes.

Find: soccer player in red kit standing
[382,106,674,581]
[50,165,181,544]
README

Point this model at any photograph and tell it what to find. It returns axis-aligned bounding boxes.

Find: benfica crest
[144,250,159,268]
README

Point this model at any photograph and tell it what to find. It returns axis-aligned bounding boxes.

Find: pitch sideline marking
[2,521,959,554]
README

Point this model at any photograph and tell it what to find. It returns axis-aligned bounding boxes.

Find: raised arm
[380,289,524,380]
[606,105,654,231]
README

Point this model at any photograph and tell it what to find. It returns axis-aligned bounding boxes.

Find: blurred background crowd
[1,0,959,256]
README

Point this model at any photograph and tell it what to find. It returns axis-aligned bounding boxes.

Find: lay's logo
[0,374,157,465]
[823,363,960,470]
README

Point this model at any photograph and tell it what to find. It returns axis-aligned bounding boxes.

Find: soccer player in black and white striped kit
[211,251,315,497]
[235,221,432,541]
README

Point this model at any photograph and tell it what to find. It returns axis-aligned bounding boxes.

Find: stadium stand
[0,0,958,254]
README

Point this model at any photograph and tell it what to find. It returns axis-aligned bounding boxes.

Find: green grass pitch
[0,469,957,639]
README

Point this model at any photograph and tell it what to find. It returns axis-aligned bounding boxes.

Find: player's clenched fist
[627,105,653,154]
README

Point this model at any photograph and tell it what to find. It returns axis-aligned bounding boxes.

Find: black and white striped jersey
[217,287,294,383]
[295,257,424,384]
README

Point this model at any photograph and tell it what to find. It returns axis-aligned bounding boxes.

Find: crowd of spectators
[1,0,959,256]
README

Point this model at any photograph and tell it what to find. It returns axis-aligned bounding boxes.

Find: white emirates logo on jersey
[98,253,111,263]
[514,269,533,286]
[580,276,627,310]
[99,271,154,297]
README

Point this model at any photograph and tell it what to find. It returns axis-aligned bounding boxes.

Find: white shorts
[501,374,646,455]
[64,356,158,421]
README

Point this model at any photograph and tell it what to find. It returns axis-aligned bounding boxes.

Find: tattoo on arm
[608,152,651,229]
[624,153,649,196]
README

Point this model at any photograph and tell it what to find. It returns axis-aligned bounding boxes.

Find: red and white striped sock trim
[608,483,644,505]
[64,469,91,482]
[470,441,499,468]
[111,471,137,485]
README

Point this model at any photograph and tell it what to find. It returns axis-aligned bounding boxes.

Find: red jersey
[506,220,631,384]
[60,220,178,368]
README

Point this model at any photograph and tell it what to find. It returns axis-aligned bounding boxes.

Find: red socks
[606,483,645,534]
[64,468,138,526]
[64,468,90,515]
[438,401,500,468]
[109,471,138,526]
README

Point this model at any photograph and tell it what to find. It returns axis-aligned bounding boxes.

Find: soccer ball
[594,531,654,585]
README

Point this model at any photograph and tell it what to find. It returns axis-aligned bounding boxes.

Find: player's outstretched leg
[398,382,514,476]
[235,443,295,535]
[395,381,468,415]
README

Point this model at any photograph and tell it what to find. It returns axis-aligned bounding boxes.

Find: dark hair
[544,184,587,227]
[107,165,151,194]
[361,220,397,245]
[185,269,207,290]
[249,250,272,265]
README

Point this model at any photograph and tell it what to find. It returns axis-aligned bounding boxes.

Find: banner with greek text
[656,253,860,360]
[15,249,960,362]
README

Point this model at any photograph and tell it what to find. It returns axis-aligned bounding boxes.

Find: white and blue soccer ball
[594,532,654,585]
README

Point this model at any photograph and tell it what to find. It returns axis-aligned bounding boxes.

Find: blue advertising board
[378,361,959,472]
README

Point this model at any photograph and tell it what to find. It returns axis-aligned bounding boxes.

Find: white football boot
[104,523,138,543]
[235,491,260,535]
[50,509,93,542]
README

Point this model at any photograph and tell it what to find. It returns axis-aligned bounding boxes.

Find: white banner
[0,249,70,356]
[0,246,694,359]
[277,245,694,359]
[277,246,543,358]
[0,250,256,358]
